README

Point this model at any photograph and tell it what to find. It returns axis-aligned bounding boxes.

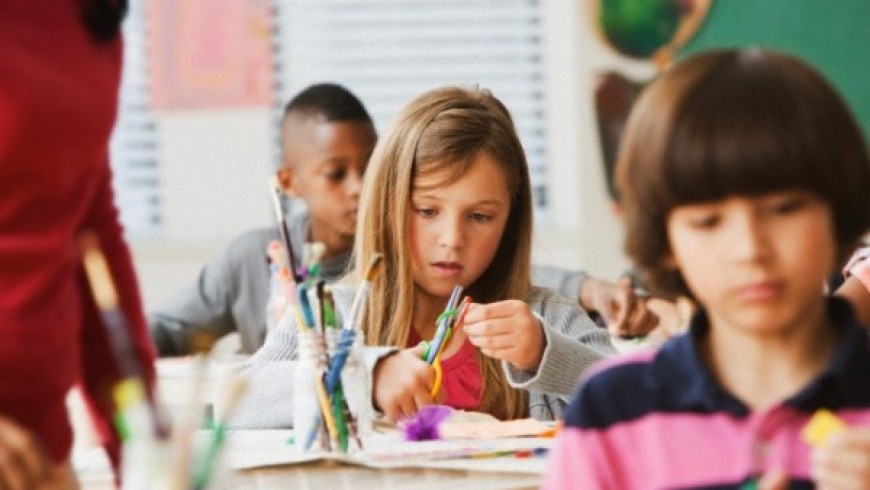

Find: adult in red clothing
[0,1,156,488]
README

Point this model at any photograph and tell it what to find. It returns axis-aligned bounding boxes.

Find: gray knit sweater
[149,212,351,356]
[148,212,589,357]
[228,285,616,428]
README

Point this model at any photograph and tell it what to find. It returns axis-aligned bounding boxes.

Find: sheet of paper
[439,417,553,439]
[224,429,552,474]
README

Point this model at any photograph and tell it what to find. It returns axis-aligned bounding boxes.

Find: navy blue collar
[650,297,870,416]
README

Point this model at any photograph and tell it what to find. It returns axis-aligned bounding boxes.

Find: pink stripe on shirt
[544,407,870,489]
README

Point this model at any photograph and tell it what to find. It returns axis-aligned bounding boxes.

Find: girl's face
[666,191,835,337]
[409,151,511,302]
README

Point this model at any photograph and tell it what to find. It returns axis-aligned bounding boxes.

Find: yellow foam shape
[801,409,846,447]
[113,378,146,409]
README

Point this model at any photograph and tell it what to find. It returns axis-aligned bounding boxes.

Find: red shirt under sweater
[0,0,156,468]
[407,328,482,411]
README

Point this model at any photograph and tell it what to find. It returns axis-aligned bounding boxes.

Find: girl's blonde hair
[354,86,533,419]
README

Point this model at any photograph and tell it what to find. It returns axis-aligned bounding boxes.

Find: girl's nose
[438,215,465,249]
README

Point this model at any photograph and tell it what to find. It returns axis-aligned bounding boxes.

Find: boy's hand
[580,277,659,338]
[372,344,436,421]
[0,415,51,490]
[812,428,870,489]
[757,469,789,490]
[463,300,544,371]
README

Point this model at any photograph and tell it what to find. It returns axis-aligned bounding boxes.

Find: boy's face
[408,151,511,303]
[278,116,376,253]
[666,191,835,337]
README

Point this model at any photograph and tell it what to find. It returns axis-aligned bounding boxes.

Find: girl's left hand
[812,428,870,489]
[462,300,544,371]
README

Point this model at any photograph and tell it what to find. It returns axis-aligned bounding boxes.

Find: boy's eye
[769,196,806,215]
[469,212,492,223]
[324,168,347,182]
[689,214,720,229]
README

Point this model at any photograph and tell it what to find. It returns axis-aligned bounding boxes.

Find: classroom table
[75,428,549,490]
[214,462,542,489]
[73,356,553,489]
[219,464,542,489]
[77,459,543,490]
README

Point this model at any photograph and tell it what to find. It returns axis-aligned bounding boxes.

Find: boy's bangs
[663,62,828,206]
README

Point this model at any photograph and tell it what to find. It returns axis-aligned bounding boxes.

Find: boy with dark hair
[150,83,377,356]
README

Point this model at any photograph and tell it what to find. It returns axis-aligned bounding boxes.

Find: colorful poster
[147,0,273,110]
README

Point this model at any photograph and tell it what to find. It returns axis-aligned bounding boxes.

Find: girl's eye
[415,207,436,218]
[469,212,492,223]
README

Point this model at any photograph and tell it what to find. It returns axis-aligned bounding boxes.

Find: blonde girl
[232,86,614,427]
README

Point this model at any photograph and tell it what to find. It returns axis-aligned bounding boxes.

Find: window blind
[110,0,162,238]
[110,0,550,237]
[272,0,550,217]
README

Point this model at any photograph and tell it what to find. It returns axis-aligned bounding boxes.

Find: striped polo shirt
[543,297,870,489]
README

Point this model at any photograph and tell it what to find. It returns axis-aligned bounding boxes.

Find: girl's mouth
[432,261,463,277]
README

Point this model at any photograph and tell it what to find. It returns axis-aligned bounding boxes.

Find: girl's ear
[276,166,300,198]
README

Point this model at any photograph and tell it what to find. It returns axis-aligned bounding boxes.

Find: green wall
[680,0,870,140]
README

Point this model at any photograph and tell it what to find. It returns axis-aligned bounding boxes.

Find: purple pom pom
[401,405,454,441]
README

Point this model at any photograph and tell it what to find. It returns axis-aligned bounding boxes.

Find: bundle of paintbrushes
[290,252,383,453]
[80,233,173,488]
[82,233,253,489]
[268,177,382,453]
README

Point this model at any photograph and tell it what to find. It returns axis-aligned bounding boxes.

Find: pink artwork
[147,0,273,110]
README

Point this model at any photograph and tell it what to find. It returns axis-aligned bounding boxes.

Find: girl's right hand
[0,415,51,490]
[580,276,659,338]
[372,344,437,421]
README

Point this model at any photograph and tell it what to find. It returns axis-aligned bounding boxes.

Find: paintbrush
[192,374,249,489]
[171,330,219,490]
[325,254,383,393]
[269,176,302,284]
[80,232,169,440]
